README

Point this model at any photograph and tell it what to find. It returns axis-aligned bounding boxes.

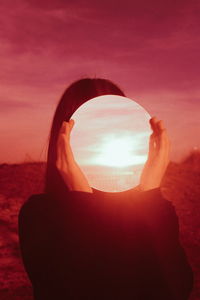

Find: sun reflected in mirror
[70,95,151,192]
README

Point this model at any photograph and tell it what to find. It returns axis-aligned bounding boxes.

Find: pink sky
[0,0,200,164]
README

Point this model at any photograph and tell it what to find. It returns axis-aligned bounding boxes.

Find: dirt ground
[0,151,199,299]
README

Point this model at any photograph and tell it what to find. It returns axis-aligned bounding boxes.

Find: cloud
[0,0,199,163]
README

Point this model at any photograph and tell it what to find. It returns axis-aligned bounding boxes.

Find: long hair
[44,78,125,198]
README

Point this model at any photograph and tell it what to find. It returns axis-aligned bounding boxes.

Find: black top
[18,187,193,300]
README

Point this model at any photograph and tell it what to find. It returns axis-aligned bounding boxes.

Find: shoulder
[135,187,174,209]
[18,193,48,222]
[20,192,46,208]
[18,193,53,240]
[130,187,178,224]
[134,188,180,234]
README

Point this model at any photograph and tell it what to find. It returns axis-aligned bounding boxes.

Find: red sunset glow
[0,0,199,164]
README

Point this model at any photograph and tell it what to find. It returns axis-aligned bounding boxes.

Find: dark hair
[44,77,125,198]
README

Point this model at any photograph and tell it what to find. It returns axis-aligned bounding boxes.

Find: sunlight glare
[95,135,137,167]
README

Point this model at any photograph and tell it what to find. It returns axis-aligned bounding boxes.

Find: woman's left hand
[137,116,171,191]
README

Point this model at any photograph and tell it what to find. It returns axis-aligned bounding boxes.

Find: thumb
[69,119,75,130]
[60,121,68,134]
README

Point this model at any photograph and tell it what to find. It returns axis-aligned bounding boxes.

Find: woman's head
[44,77,125,196]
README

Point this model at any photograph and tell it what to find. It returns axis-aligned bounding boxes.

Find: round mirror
[70,95,151,193]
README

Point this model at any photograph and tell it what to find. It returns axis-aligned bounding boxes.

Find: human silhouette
[18,78,193,299]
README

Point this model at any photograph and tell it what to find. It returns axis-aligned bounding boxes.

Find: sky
[0,0,200,164]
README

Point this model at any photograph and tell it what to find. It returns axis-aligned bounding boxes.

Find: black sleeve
[18,195,50,287]
[18,192,99,299]
[135,187,194,300]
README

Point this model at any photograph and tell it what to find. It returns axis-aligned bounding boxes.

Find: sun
[94,135,138,167]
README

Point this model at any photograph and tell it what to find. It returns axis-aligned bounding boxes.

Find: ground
[0,151,199,299]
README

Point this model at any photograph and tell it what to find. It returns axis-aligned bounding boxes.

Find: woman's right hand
[137,116,171,191]
[56,119,76,172]
[56,120,93,193]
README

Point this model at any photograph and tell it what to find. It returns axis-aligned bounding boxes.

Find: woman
[18,78,193,299]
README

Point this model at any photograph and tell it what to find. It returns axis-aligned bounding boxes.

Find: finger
[62,120,74,136]
[156,120,166,150]
[158,120,170,154]
[69,119,75,131]
[59,121,68,134]
[154,119,163,136]
[150,118,161,153]
[159,129,167,151]
[148,133,157,160]
[149,117,159,134]
[151,117,163,135]
[158,130,171,165]
[157,120,165,132]
[163,131,171,162]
